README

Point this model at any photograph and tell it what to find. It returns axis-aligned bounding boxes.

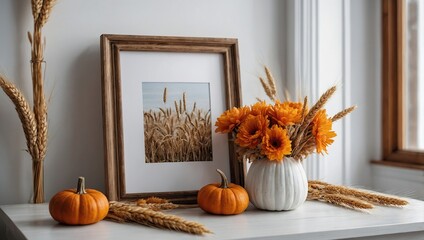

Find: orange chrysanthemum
[215,106,251,133]
[250,101,270,116]
[269,101,304,126]
[261,125,292,160]
[312,109,337,154]
[235,114,268,149]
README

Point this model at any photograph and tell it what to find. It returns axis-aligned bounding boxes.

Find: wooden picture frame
[100,34,245,203]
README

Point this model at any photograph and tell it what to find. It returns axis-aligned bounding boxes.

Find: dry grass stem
[32,161,44,204]
[323,185,408,206]
[37,0,56,27]
[291,96,308,156]
[31,0,43,20]
[24,0,56,203]
[27,31,33,45]
[308,188,373,211]
[0,0,56,204]
[31,0,54,203]
[108,201,211,235]
[325,193,374,210]
[331,105,357,122]
[259,77,276,102]
[142,196,169,204]
[36,99,48,161]
[0,76,38,157]
[183,92,187,111]
[307,180,408,212]
[264,66,277,97]
[163,87,167,104]
[291,86,337,158]
[136,197,179,210]
[300,96,308,121]
[308,180,330,186]
[106,213,125,223]
[137,203,179,211]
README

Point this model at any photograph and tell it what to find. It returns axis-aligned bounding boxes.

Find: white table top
[1,199,424,240]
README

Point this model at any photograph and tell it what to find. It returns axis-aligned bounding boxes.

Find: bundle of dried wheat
[136,196,179,211]
[0,0,56,203]
[217,66,356,162]
[107,201,212,235]
[307,180,408,211]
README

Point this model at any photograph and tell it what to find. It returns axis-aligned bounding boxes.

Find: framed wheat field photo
[101,34,243,203]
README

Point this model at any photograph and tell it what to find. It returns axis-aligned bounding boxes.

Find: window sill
[371,160,424,171]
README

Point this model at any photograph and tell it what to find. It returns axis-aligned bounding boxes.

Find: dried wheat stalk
[31,0,56,203]
[308,180,330,186]
[163,87,167,104]
[107,201,212,235]
[0,0,56,203]
[31,0,43,20]
[308,188,373,211]
[37,0,56,27]
[331,106,357,122]
[258,66,278,102]
[136,197,179,211]
[322,185,408,206]
[259,77,276,102]
[247,67,357,162]
[136,203,179,211]
[0,76,38,156]
[264,66,277,98]
[307,180,408,211]
[292,86,337,150]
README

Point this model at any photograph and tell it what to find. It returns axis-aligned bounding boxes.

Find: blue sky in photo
[142,82,211,111]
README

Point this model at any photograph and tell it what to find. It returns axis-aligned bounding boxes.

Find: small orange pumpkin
[197,169,249,215]
[49,177,109,225]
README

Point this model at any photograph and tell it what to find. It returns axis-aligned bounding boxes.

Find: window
[378,0,424,168]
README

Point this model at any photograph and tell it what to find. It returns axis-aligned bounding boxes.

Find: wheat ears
[307,181,408,211]
[259,66,356,160]
[107,201,211,235]
[0,0,56,203]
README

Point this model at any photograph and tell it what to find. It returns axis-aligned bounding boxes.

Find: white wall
[284,0,381,188]
[316,0,347,184]
[0,0,286,204]
[285,0,351,184]
[349,0,382,188]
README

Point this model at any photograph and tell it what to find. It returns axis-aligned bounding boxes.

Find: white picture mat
[120,51,230,193]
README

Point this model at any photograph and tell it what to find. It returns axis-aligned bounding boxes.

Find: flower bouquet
[215,67,356,211]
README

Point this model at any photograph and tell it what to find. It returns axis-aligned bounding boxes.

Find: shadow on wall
[45,44,105,199]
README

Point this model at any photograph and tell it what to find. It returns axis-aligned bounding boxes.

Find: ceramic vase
[245,157,308,211]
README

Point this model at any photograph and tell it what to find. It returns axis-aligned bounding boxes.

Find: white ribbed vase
[246,157,308,211]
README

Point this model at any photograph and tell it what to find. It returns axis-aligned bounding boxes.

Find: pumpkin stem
[76,176,87,194]
[216,169,229,188]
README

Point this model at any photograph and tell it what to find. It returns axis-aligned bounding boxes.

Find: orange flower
[261,125,292,160]
[250,101,270,116]
[312,109,337,154]
[269,101,303,126]
[215,106,251,133]
[235,114,268,149]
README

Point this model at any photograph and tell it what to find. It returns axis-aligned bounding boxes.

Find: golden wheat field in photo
[142,83,212,163]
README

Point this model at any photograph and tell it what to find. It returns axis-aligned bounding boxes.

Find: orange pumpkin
[49,177,109,225]
[197,169,249,215]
